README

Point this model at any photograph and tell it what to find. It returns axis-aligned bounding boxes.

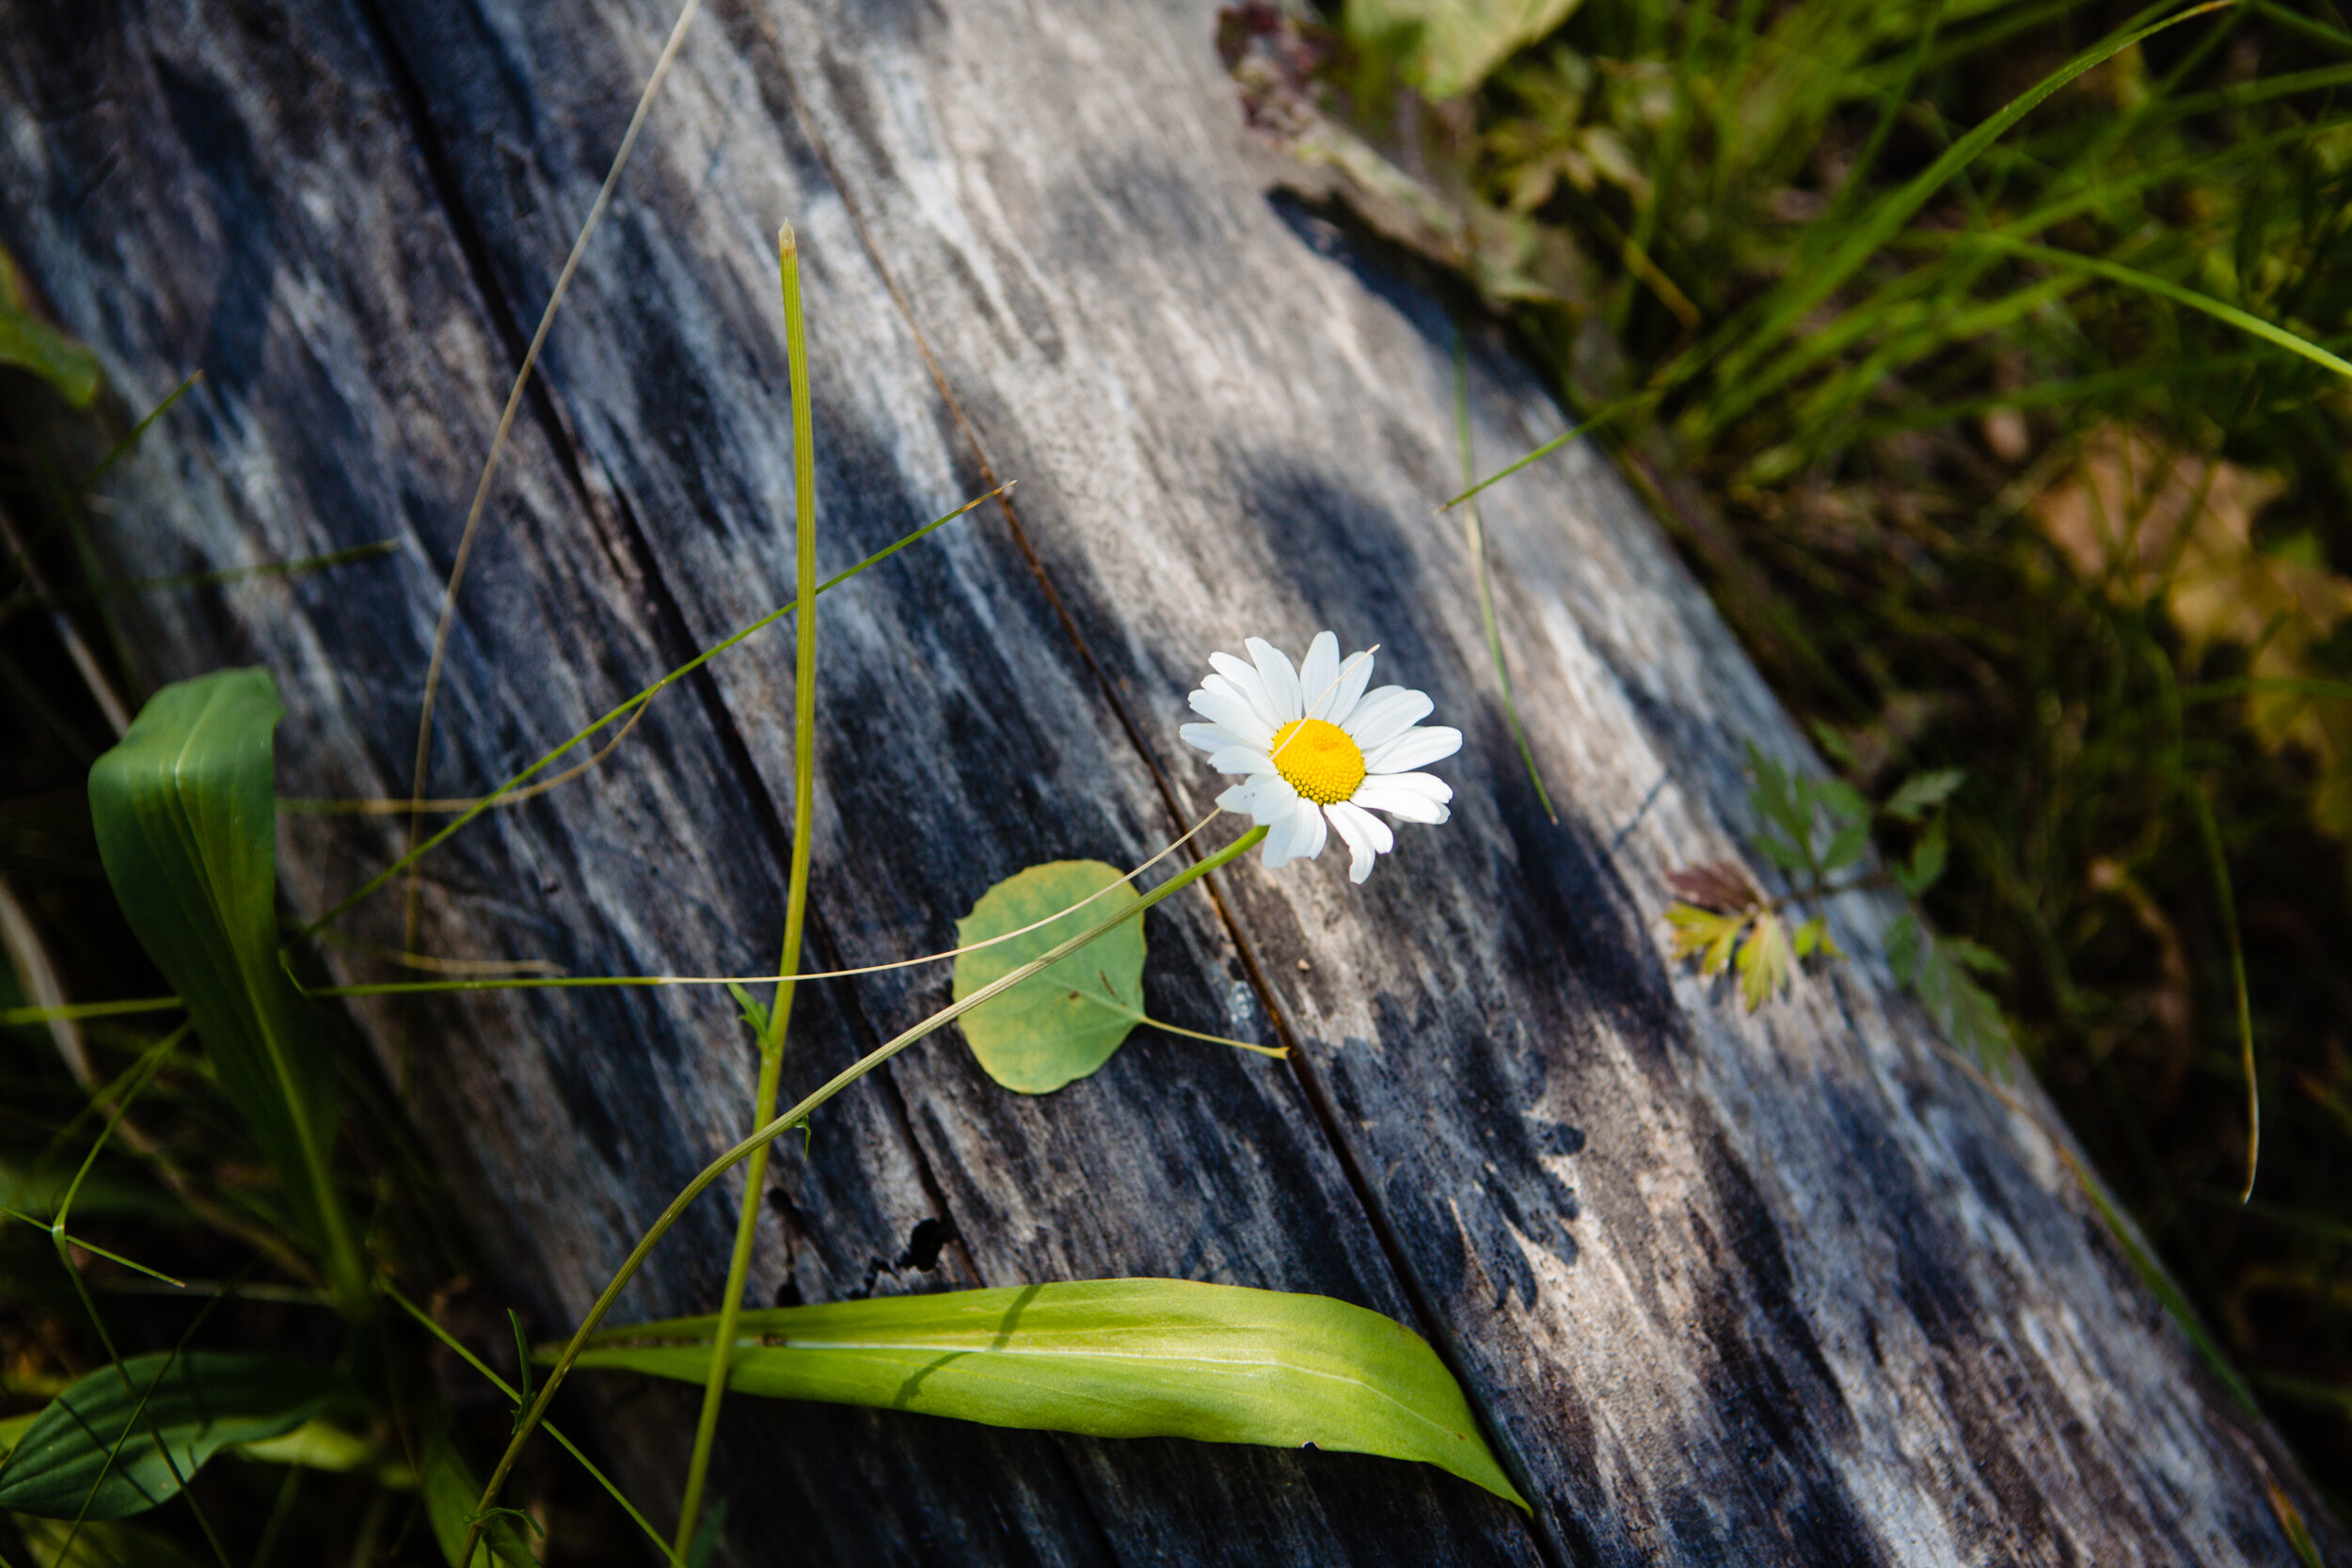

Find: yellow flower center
[1270,718,1366,805]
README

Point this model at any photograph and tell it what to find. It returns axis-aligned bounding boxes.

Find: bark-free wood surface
[2,1,2338,1563]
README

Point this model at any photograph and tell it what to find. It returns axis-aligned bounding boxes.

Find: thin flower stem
[1452,332,1558,824]
[1,996,183,1026]
[1762,869,1898,914]
[380,1284,675,1565]
[297,812,1228,1004]
[402,0,704,968]
[456,823,1268,1567]
[1077,996,1287,1059]
[21,804,1227,1029]
[300,482,1005,939]
[283,696,654,815]
[674,224,820,1560]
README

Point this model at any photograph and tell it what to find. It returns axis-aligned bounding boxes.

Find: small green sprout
[1665,744,2012,1067]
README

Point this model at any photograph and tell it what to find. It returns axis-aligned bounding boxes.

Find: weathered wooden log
[2,0,2339,1562]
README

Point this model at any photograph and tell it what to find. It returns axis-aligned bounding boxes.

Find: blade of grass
[1705,1,2234,427]
[25,797,1211,1022]
[672,223,821,1560]
[1955,235,2352,380]
[1452,333,1555,823]
[2,997,183,1027]
[300,483,1004,939]
[2183,676,2352,705]
[2147,644,2259,1199]
[454,822,1269,1566]
[1437,393,1635,515]
[402,0,704,973]
[23,540,402,610]
[380,1284,675,1566]
[74,372,201,496]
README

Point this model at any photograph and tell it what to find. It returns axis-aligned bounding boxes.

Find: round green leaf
[952,861,1145,1094]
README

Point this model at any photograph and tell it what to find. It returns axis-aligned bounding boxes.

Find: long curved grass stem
[672,223,821,1560]
[454,823,1268,1567]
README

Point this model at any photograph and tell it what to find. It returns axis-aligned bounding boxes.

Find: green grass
[1264,0,2352,1519]
[5,0,2350,1560]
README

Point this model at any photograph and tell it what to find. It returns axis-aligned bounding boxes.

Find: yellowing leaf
[2034,423,2352,841]
[1665,903,1746,976]
[1347,0,1584,100]
[0,244,101,408]
[1736,911,1795,1011]
[564,1278,1527,1510]
[952,861,1145,1094]
[1792,917,1843,960]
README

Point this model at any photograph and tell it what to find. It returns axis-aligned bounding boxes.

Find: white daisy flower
[1181,631,1462,883]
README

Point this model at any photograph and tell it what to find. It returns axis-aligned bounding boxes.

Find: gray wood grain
[0,0,2338,1563]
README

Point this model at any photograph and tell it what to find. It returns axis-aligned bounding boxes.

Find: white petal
[1329,798,1392,854]
[1220,772,1297,819]
[1180,721,1243,755]
[1295,798,1328,861]
[1260,798,1313,867]
[1343,686,1434,752]
[1188,686,1275,750]
[1298,632,1341,718]
[1208,652,1281,729]
[1325,801,1380,883]
[1247,637,1304,722]
[1365,725,1463,774]
[1208,745,1277,776]
[1369,770,1453,802]
[1354,777,1450,823]
[1324,649,1376,726]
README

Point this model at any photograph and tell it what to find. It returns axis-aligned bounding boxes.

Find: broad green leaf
[0,1352,336,1519]
[1820,819,1870,875]
[87,671,367,1312]
[11,1514,205,1567]
[1915,942,2015,1069]
[1745,746,1810,848]
[0,245,101,408]
[1886,911,1922,987]
[686,1498,728,1568]
[565,1278,1527,1509]
[1883,769,1965,822]
[232,1418,412,1483]
[1737,911,1794,1011]
[1940,937,2010,978]
[1348,0,1582,99]
[1754,831,1810,874]
[1819,780,1871,829]
[420,1418,537,1568]
[953,861,1145,1094]
[1896,818,1948,897]
[1,1154,177,1223]
[1808,721,1857,769]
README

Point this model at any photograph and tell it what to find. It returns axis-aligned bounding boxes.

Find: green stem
[1073,993,1288,1058]
[672,225,821,1560]
[299,483,1001,941]
[1453,333,1557,825]
[380,1284,675,1563]
[455,824,1267,1568]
